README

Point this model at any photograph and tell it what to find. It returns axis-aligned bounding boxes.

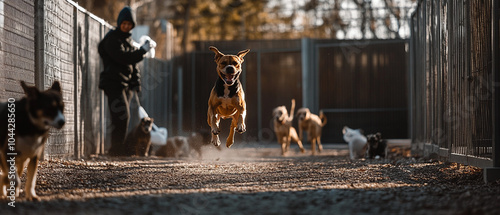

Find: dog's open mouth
[222,73,237,85]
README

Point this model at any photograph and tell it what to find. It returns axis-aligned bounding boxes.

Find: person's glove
[141,40,152,52]
[129,80,141,93]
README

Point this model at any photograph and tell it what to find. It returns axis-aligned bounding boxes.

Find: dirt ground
[1,142,499,215]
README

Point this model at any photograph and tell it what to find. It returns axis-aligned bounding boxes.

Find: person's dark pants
[104,88,133,156]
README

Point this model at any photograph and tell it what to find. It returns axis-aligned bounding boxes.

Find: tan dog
[207,46,250,148]
[273,99,305,155]
[296,108,327,155]
[1,81,65,201]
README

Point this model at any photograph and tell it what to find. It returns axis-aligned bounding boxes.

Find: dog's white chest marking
[16,136,46,157]
[223,86,230,98]
[218,85,236,110]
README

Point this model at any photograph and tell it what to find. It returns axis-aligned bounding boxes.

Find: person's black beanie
[117,6,136,28]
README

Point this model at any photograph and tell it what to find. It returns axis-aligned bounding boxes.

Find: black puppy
[366,132,387,159]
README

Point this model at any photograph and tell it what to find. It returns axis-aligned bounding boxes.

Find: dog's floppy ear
[209,46,224,62]
[20,81,40,98]
[50,81,62,93]
[237,49,250,59]
[304,109,310,119]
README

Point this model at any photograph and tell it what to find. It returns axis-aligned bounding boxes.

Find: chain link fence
[410,0,496,167]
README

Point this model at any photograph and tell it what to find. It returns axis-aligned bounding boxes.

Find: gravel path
[1,143,499,215]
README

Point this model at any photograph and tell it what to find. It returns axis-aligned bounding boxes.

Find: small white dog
[342,126,368,160]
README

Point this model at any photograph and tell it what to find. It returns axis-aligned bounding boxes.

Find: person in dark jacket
[98,6,152,156]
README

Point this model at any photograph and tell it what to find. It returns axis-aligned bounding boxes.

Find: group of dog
[342,126,388,160]
[0,80,215,201]
[272,99,327,156]
[0,46,237,201]
[271,100,388,159]
[0,46,386,202]
[120,115,214,159]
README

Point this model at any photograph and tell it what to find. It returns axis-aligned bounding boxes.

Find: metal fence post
[301,38,311,110]
[72,6,80,159]
[177,66,183,135]
[35,0,45,91]
[484,0,500,183]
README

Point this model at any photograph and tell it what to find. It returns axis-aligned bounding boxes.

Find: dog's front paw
[25,190,41,201]
[211,135,221,147]
[236,124,246,134]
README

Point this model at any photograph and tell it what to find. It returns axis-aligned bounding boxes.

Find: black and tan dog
[124,117,154,156]
[207,46,250,148]
[0,81,65,201]
[296,108,327,155]
[272,99,305,155]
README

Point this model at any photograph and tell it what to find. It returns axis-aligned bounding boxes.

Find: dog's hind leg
[285,135,291,153]
[290,128,305,153]
[296,140,306,153]
[226,118,237,148]
[317,137,323,152]
[310,138,317,155]
[281,143,287,155]
[293,136,306,153]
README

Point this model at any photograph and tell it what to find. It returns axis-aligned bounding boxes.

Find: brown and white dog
[272,99,305,155]
[207,46,250,148]
[296,108,327,155]
[1,81,65,201]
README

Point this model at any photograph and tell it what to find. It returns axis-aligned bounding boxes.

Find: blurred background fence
[410,0,498,168]
[1,0,409,159]
[168,39,409,144]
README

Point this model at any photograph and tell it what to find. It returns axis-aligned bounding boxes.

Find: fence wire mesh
[410,0,494,166]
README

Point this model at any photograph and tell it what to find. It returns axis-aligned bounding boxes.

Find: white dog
[342,126,367,160]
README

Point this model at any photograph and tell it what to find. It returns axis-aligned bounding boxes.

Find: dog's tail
[288,99,296,122]
[319,110,327,127]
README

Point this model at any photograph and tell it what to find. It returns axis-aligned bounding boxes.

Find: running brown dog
[296,108,327,155]
[207,46,250,148]
[273,99,305,155]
